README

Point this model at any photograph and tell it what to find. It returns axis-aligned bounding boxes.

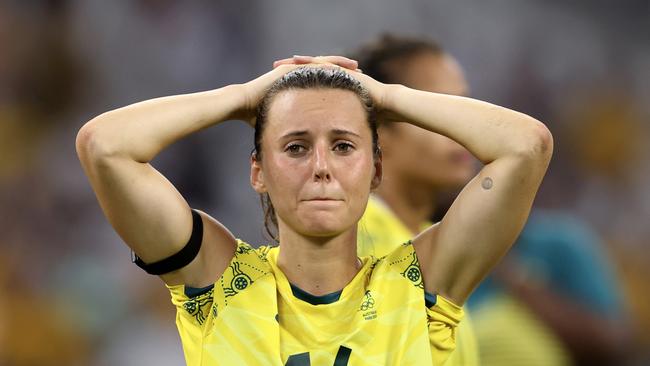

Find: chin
[300,220,348,237]
[296,213,355,238]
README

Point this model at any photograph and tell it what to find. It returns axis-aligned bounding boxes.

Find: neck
[375,174,438,235]
[276,222,361,296]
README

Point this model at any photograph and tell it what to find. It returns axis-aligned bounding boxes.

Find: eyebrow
[280,130,309,139]
[280,129,361,139]
[331,129,361,138]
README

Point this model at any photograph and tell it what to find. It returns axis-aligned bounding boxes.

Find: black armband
[132,209,203,275]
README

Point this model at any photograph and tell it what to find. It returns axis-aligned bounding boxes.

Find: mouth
[302,198,343,202]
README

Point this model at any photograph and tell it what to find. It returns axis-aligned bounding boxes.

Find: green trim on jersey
[290,283,343,305]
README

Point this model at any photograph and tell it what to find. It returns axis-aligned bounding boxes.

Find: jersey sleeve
[167,282,215,360]
[383,241,465,365]
[166,240,272,362]
[426,294,464,365]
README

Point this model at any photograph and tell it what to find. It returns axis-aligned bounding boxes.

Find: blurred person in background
[353,34,479,366]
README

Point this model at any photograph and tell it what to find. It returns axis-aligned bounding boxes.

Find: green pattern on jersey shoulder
[182,287,214,325]
[387,240,425,290]
[220,241,273,304]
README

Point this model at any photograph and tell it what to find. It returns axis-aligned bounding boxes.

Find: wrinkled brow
[279,129,361,140]
[331,129,361,138]
[280,130,308,139]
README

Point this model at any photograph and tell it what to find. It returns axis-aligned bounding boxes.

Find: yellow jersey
[358,196,480,366]
[472,293,571,366]
[167,239,462,365]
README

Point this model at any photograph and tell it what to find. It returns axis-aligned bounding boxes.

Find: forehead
[265,88,369,139]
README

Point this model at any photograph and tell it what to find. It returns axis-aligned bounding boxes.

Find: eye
[285,143,307,155]
[333,142,354,154]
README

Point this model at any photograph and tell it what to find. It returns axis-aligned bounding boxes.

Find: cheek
[336,155,375,204]
[265,156,308,194]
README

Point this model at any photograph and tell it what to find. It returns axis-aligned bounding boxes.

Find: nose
[312,144,331,182]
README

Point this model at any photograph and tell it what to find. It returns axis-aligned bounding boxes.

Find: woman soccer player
[76,55,552,365]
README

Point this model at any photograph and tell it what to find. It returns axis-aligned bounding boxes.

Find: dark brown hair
[253,66,380,242]
[352,33,444,84]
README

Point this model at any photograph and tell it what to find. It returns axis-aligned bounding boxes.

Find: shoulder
[372,240,426,291]
[168,240,273,304]
[220,240,274,288]
[166,240,279,352]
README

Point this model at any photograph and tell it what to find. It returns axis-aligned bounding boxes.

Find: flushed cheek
[267,171,306,208]
[267,155,311,187]
[337,162,374,214]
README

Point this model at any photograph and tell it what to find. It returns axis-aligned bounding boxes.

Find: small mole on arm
[482,177,493,190]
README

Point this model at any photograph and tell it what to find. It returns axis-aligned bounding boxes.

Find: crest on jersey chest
[359,290,377,320]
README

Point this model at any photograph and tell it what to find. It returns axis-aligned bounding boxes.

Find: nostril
[313,170,331,182]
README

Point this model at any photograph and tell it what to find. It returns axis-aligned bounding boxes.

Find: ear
[370,148,383,190]
[377,124,393,158]
[250,154,267,193]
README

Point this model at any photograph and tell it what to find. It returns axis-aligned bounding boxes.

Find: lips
[302,197,343,201]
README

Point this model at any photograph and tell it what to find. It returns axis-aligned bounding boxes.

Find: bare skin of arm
[76,64,302,287]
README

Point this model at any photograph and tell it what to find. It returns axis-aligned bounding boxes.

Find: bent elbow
[531,120,554,159]
[517,119,554,163]
[75,115,122,164]
[75,122,94,159]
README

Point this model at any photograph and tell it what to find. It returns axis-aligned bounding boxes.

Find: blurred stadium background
[0,0,648,365]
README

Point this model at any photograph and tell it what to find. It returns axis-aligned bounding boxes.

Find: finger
[273,57,297,68]
[313,56,358,70]
[292,55,316,64]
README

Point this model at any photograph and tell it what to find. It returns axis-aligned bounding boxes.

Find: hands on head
[241,55,388,126]
[272,55,361,72]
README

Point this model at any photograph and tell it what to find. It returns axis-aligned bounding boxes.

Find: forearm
[78,84,245,163]
[383,84,551,164]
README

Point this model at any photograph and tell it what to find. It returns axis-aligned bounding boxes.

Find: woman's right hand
[238,63,303,126]
[268,55,392,120]
[239,56,360,126]
[240,55,389,126]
